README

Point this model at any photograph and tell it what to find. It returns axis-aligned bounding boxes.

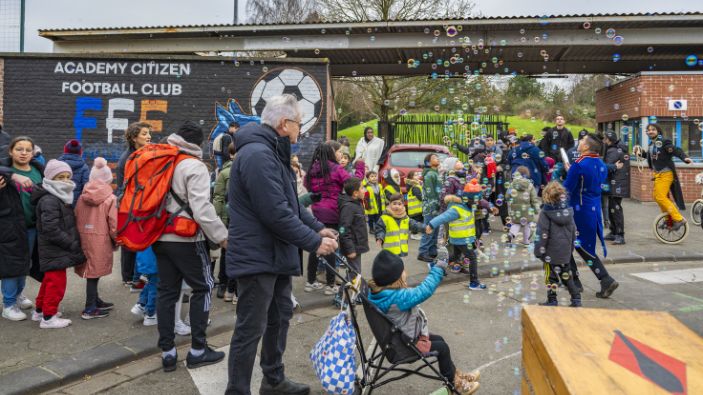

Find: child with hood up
[74,157,117,319]
[31,160,86,328]
[506,166,540,247]
[382,168,402,206]
[368,250,481,394]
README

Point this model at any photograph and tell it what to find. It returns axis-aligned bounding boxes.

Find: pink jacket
[74,180,117,278]
[304,160,365,225]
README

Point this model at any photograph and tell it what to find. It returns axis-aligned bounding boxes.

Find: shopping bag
[310,311,357,395]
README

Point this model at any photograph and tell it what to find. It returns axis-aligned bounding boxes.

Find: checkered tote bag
[310,311,358,394]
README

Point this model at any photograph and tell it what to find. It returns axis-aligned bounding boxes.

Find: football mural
[1,56,329,165]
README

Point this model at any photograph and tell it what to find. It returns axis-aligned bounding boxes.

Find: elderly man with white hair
[225,94,339,395]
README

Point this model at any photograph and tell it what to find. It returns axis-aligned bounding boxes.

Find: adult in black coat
[0,125,11,162]
[225,94,338,395]
[0,170,29,279]
[603,131,631,244]
[539,115,575,163]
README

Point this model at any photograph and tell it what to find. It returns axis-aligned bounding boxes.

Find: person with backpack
[58,139,90,207]
[213,122,239,170]
[213,143,237,302]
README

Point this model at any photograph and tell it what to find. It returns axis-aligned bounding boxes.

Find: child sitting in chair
[367,250,481,394]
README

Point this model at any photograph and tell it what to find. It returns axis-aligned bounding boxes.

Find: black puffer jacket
[534,202,577,266]
[538,127,574,163]
[338,193,370,256]
[0,168,29,279]
[603,140,630,198]
[31,185,86,272]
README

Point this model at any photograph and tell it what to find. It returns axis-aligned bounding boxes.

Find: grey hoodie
[534,202,577,266]
[507,173,540,221]
[159,134,228,244]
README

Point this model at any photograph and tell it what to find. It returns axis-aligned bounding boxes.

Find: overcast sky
[10,0,703,52]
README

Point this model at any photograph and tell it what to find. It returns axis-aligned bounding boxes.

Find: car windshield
[390,151,449,168]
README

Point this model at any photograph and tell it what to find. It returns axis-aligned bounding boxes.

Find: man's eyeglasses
[285,119,302,129]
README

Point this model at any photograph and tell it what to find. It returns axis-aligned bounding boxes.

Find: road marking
[630,268,703,285]
[187,346,262,395]
[674,292,703,313]
[474,351,521,372]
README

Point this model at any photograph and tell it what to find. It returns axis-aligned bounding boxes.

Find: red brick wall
[630,162,703,203]
[596,72,703,123]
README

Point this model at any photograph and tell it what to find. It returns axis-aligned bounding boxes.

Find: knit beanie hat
[64,139,82,155]
[44,159,73,181]
[89,157,113,184]
[372,250,405,287]
[442,157,459,173]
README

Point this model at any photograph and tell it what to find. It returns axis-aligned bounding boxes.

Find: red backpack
[116,144,199,251]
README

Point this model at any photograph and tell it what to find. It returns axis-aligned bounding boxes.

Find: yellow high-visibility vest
[448,205,475,240]
[407,186,422,216]
[364,183,384,215]
[381,214,409,255]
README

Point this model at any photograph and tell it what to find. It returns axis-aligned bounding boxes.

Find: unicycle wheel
[690,199,703,226]
[652,213,689,244]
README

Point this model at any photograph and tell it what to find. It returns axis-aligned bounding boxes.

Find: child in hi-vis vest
[363,171,384,232]
[406,170,424,240]
[374,194,423,257]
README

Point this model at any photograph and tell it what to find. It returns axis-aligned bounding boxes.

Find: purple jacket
[305,160,365,225]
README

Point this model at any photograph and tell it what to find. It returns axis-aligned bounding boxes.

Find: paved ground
[1,199,702,394]
[46,260,703,395]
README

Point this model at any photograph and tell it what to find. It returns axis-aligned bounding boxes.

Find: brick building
[596,71,703,203]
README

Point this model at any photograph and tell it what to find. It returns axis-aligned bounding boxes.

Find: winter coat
[57,153,90,205]
[507,173,540,222]
[74,180,117,278]
[509,142,548,188]
[603,140,630,198]
[0,169,29,279]
[538,127,574,163]
[429,199,476,245]
[32,185,86,272]
[422,167,440,216]
[114,147,134,199]
[227,123,324,278]
[213,160,232,226]
[563,154,608,257]
[305,159,365,225]
[0,130,11,161]
[368,266,443,341]
[338,193,370,256]
[355,136,385,173]
[440,172,464,211]
[534,201,577,266]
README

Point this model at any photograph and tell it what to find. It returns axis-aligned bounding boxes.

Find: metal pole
[233,0,238,24]
[19,0,25,52]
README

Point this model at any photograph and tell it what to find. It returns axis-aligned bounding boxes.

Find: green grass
[337,119,379,154]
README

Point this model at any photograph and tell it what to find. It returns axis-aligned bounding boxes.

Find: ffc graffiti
[73,96,168,142]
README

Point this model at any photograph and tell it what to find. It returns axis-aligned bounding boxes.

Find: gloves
[210,248,221,262]
[310,192,322,203]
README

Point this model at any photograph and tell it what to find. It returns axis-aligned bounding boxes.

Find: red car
[379,144,451,192]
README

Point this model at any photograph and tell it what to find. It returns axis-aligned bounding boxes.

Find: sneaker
[232,295,239,305]
[40,315,72,329]
[175,320,192,336]
[613,235,626,245]
[410,233,422,240]
[468,282,486,290]
[603,233,616,241]
[293,300,302,313]
[2,305,27,321]
[417,254,434,263]
[31,310,62,322]
[671,218,687,231]
[186,345,225,369]
[224,291,235,302]
[596,278,619,299]
[259,377,310,395]
[81,308,109,320]
[457,369,481,382]
[129,281,145,293]
[96,300,114,311]
[17,295,33,310]
[324,285,339,295]
[130,303,146,317]
[304,282,324,292]
[539,300,559,306]
[453,378,480,395]
[569,299,582,308]
[162,352,177,373]
[216,284,226,299]
[143,313,158,326]
[123,281,133,287]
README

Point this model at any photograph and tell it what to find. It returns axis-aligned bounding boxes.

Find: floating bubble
[649,115,658,124]
[605,28,616,39]
[613,35,624,46]
[622,114,629,121]
[685,55,698,67]
[424,28,431,34]
[583,22,591,29]
[433,30,441,37]
[647,46,654,53]
[595,27,602,34]
[314,48,320,55]
[446,26,458,37]
[612,53,621,62]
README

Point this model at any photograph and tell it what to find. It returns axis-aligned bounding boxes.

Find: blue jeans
[419,214,438,257]
[1,229,36,308]
[138,274,158,316]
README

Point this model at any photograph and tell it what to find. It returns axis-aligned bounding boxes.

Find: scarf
[43,178,76,205]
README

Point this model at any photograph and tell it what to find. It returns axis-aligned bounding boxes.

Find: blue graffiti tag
[73,97,102,141]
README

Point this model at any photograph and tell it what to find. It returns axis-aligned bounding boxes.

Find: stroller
[323,253,461,395]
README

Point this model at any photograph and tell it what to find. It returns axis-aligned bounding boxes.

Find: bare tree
[319,0,477,22]
[247,0,318,23]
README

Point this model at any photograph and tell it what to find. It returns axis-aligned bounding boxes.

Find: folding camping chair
[324,254,460,395]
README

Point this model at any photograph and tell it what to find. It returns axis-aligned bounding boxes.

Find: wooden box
[522,305,703,394]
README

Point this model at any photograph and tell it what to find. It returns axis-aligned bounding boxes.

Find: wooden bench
[522,305,703,394]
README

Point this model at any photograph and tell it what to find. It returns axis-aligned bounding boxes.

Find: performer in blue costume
[563,133,619,299]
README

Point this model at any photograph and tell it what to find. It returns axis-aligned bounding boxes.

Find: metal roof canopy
[39,13,703,77]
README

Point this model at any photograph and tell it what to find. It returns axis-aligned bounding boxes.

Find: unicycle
[690,172,703,226]
[652,213,689,244]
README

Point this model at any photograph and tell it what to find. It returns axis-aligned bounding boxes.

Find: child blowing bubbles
[368,250,481,395]
[534,182,581,307]
[31,160,86,328]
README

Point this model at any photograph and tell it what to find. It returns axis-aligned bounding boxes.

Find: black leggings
[307,223,338,286]
[429,334,456,382]
[450,243,478,283]
[85,278,100,310]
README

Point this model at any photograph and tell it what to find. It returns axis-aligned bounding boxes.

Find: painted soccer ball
[250,68,323,135]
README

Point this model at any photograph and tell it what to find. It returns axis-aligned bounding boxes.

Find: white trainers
[17,295,33,310]
[231,295,238,305]
[324,285,340,295]
[130,303,145,317]
[224,291,235,302]
[2,305,27,321]
[143,314,158,326]
[304,282,324,292]
[40,315,72,329]
[175,320,191,336]
[410,234,423,240]
[31,310,62,322]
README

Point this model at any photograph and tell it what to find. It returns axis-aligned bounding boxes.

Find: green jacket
[422,167,440,216]
[213,160,232,225]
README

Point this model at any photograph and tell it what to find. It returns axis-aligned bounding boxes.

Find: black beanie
[372,250,405,287]
[177,121,204,147]
[604,130,618,143]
